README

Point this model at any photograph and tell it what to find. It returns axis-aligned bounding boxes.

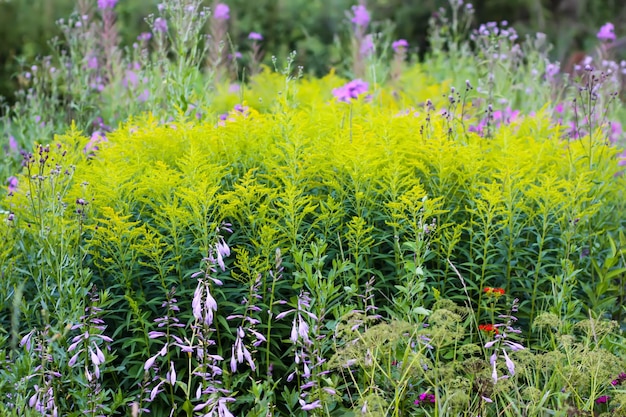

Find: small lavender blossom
[8,135,18,152]
[618,149,626,167]
[360,34,374,56]
[124,69,139,89]
[137,32,152,42]
[275,291,317,346]
[97,0,117,9]
[213,3,230,20]
[87,55,98,69]
[153,17,168,33]
[248,32,263,41]
[597,23,616,42]
[351,4,370,27]
[392,39,409,52]
[332,79,369,103]
[84,131,107,155]
[7,176,18,193]
[300,399,322,411]
[545,62,560,81]
[609,121,622,144]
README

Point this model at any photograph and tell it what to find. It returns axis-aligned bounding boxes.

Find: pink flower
[597,23,616,42]
[351,5,370,27]
[332,79,369,103]
[97,0,117,9]
[392,39,409,52]
[214,3,230,20]
[248,32,263,41]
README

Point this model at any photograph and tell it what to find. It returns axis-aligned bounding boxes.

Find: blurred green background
[1,0,625,104]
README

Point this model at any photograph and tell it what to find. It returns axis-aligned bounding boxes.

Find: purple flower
[300,400,322,411]
[555,103,564,113]
[8,135,18,152]
[414,392,436,405]
[502,348,515,376]
[124,70,139,89]
[392,39,409,52]
[597,23,616,42]
[596,395,610,404]
[7,176,18,193]
[153,17,168,33]
[214,3,230,20]
[611,372,626,386]
[360,34,374,57]
[97,0,117,9]
[545,62,560,81]
[332,79,369,103]
[351,4,370,27]
[610,121,622,144]
[618,149,626,167]
[138,89,150,102]
[137,32,152,42]
[248,32,263,41]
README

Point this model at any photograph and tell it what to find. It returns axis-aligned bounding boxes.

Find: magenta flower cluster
[414,392,436,405]
[611,372,626,386]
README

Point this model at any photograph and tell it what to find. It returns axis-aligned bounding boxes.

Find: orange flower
[479,324,499,334]
[483,287,505,297]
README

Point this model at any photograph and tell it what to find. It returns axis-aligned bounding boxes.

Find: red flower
[479,324,499,334]
[483,287,505,297]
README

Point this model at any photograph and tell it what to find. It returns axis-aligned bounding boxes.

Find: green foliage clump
[0,69,624,415]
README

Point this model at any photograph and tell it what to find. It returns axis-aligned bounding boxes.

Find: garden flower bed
[0,1,625,416]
